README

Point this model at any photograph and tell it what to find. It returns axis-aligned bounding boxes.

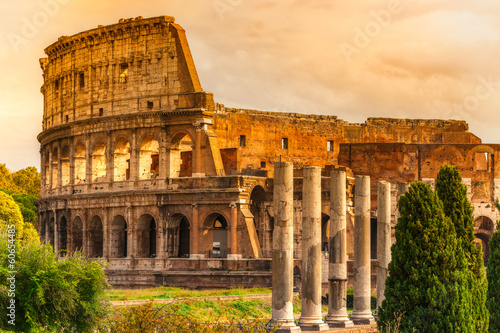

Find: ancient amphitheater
[37,16,500,288]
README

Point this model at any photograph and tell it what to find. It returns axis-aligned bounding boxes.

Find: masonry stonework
[37,16,499,289]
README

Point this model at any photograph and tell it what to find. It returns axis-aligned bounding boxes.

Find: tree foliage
[0,192,37,244]
[487,201,500,332]
[0,164,40,198]
[0,238,109,332]
[377,181,470,332]
[436,165,488,332]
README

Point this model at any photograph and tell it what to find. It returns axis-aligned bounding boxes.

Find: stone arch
[166,213,190,258]
[114,137,131,181]
[468,145,495,172]
[59,215,68,253]
[250,185,269,249]
[474,215,494,265]
[430,145,464,167]
[137,214,157,258]
[321,213,330,252]
[169,131,194,177]
[92,140,106,182]
[74,142,86,184]
[88,215,104,258]
[52,147,59,188]
[72,216,83,252]
[202,212,228,258]
[61,145,70,186]
[110,215,128,258]
[48,217,55,247]
[139,135,159,180]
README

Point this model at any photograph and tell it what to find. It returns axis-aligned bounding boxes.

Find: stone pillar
[190,204,204,259]
[53,209,59,253]
[192,123,204,177]
[326,170,353,327]
[85,134,92,186]
[82,210,88,256]
[69,140,75,187]
[106,132,113,184]
[130,130,138,181]
[159,129,167,179]
[103,208,110,260]
[377,181,391,312]
[48,148,53,190]
[350,175,375,325]
[126,206,133,258]
[227,203,241,259]
[272,162,300,332]
[299,167,328,331]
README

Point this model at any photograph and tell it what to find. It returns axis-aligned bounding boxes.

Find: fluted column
[299,166,328,331]
[272,162,300,332]
[326,170,353,327]
[377,181,391,312]
[350,175,375,325]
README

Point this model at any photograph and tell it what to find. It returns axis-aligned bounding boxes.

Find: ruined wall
[213,105,480,177]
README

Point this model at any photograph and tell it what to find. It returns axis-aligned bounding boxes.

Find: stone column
[299,167,328,331]
[48,148,53,190]
[106,132,113,184]
[272,162,300,332]
[85,134,92,187]
[190,203,204,259]
[326,170,353,327]
[377,181,391,312]
[82,210,88,256]
[130,130,138,181]
[53,209,59,253]
[192,123,204,177]
[227,203,241,259]
[350,175,375,325]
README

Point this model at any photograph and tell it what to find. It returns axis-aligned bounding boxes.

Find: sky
[1,0,500,171]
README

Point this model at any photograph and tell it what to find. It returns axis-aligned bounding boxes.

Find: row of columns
[271,163,393,331]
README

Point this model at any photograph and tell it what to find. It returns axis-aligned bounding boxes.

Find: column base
[350,311,376,325]
[227,254,242,260]
[298,322,329,331]
[189,254,205,259]
[275,326,302,333]
[327,320,354,328]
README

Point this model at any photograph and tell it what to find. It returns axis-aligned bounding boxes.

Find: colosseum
[37,16,500,289]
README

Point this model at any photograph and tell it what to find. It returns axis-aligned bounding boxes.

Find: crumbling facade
[37,16,499,288]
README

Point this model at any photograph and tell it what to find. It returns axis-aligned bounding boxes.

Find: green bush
[0,236,109,332]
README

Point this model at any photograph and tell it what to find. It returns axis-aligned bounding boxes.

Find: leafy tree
[377,182,470,332]
[0,240,109,332]
[11,193,37,226]
[487,201,500,332]
[436,165,488,332]
[12,166,40,197]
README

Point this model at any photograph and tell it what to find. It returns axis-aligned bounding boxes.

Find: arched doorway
[203,214,228,258]
[61,146,70,186]
[169,132,193,177]
[48,217,55,247]
[474,216,494,265]
[139,136,159,180]
[59,216,68,254]
[92,140,106,182]
[114,138,130,181]
[111,215,127,258]
[74,143,86,184]
[250,185,269,255]
[166,214,190,258]
[137,214,157,258]
[72,216,83,252]
[88,216,104,258]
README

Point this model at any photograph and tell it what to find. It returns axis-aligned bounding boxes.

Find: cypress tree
[487,201,500,332]
[436,165,489,332]
[377,181,469,332]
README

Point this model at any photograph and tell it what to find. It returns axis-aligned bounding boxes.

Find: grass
[106,286,272,301]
